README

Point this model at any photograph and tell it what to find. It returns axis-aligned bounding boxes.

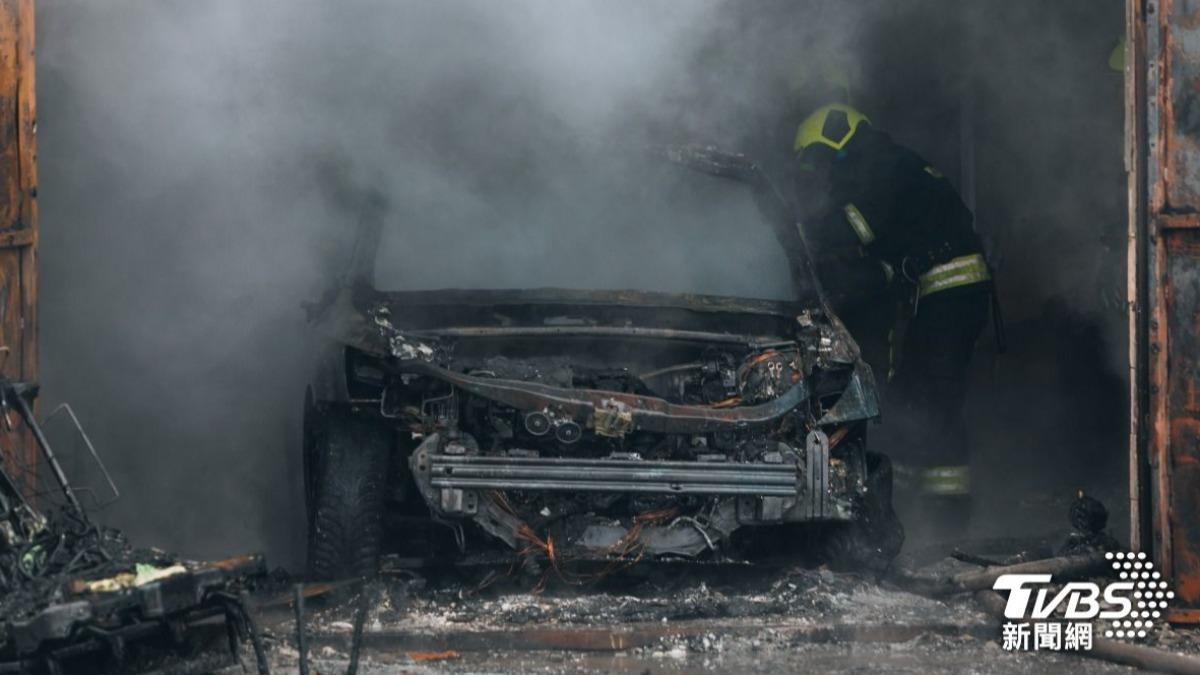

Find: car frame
[301,147,902,580]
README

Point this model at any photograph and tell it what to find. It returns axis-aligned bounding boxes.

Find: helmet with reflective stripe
[794,103,870,153]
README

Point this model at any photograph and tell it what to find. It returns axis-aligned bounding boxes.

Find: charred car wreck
[304,147,903,580]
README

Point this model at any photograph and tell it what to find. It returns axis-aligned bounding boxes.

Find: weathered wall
[1137,0,1200,623]
[0,0,38,490]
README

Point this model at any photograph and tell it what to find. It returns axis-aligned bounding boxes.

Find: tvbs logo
[993,551,1173,651]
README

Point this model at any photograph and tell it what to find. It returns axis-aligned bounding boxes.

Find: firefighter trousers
[889,286,990,496]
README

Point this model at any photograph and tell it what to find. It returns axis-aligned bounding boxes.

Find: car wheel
[302,387,320,525]
[305,408,392,580]
[822,451,905,574]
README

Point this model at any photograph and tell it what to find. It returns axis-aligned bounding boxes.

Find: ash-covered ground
[235,556,1200,674]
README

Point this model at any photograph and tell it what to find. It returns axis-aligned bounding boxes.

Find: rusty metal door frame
[1130,0,1200,623]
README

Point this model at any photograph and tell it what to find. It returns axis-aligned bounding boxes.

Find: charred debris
[0,379,268,675]
[304,283,902,582]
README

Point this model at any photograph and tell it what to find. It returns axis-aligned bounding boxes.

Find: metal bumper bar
[427,454,799,497]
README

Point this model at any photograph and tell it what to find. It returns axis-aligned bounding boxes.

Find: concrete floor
[242,557,1200,674]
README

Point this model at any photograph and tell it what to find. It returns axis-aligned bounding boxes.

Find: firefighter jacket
[798,128,990,308]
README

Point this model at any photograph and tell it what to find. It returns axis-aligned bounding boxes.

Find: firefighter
[792,103,995,537]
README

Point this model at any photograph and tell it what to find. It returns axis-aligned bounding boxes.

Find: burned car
[303,147,902,580]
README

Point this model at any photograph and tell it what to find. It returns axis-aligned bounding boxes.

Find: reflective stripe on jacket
[917,253,990,298]
[921,465,970,496]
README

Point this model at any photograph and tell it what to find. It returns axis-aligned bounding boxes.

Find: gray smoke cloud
[33,0,826,565]
[34,0,1127,565]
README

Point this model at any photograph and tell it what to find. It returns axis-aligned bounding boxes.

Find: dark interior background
[34,0,1126,567]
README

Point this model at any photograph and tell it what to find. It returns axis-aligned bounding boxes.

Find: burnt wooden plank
[1164,232,1200,617]
[0,0,36,492]
[0,1,21,231]
[308,621,996,654]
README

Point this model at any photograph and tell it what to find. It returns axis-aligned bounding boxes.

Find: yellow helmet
[794,104,870,154]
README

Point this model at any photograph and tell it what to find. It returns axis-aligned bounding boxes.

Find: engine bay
[333,302,884,564]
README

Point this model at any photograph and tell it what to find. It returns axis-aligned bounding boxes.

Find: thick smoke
[35,0,1126,565]
[33,0,809,564]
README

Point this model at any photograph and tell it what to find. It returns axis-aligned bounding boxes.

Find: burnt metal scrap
[373,296,880,552]
[0,380,269,675]
[395,358,813,434]
[306,285,896,582]
[1,552,269,675]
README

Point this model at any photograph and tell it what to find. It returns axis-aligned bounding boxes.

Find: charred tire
[305,407,392,580]
[822,451,904,574]
[302,387,320,526]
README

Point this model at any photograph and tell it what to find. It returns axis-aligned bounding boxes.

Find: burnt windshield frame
[343,146,828,309]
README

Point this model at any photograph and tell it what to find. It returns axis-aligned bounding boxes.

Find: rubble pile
[0,505,268,675]
[261,553,1200,675]
[300,563,982,633]
[0,503,269,674]
[0,381,269,675]
[0,508,165,624]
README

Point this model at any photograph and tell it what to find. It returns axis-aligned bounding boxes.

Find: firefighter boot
[917,465,971,544]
